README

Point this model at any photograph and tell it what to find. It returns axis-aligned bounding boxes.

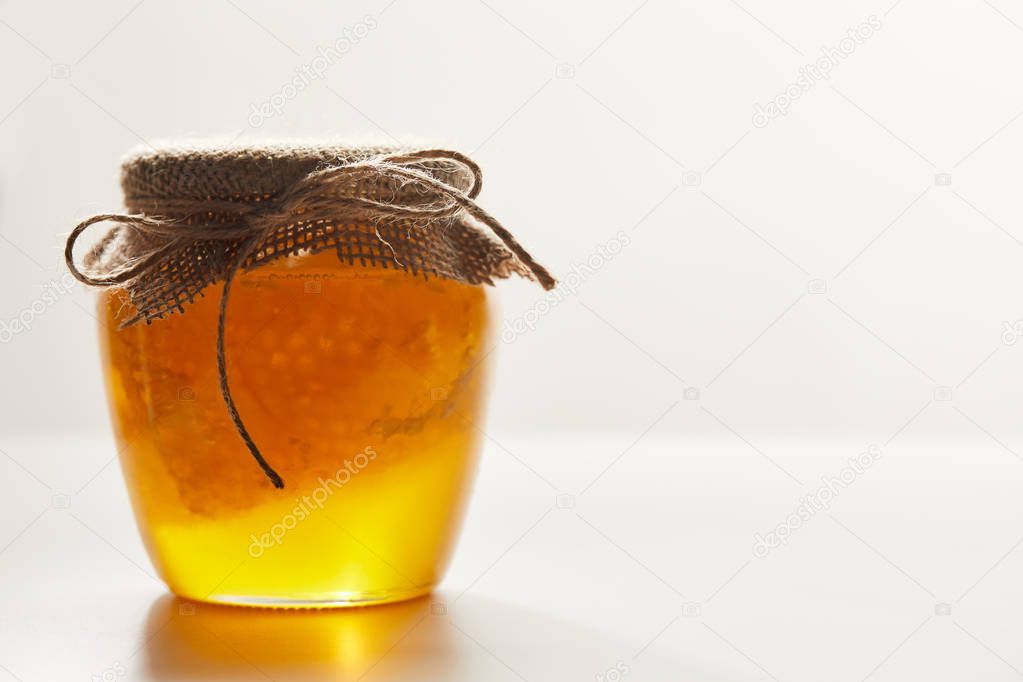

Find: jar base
[177,584,436,609]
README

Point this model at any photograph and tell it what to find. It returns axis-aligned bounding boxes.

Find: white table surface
[0,430,1021,681]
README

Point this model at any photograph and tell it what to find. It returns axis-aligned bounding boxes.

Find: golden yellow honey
[99,249,492,607]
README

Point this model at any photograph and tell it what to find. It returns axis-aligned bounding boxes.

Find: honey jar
[68,143,554,606]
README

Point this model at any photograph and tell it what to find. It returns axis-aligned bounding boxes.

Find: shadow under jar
[100,251,492,606]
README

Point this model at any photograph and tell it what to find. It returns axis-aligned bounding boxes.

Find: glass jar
[99,249,492,607]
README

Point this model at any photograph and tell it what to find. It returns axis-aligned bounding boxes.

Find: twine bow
[65,149,555,489]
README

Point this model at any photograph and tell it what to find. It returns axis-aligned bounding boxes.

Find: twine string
[65,149,555,488]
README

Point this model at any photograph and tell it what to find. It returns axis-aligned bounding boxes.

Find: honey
[99,249,492,606]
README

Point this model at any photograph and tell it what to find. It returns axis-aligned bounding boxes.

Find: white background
[2,1,1023,680]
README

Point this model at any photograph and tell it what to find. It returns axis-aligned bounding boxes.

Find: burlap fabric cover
[69,143,554,325]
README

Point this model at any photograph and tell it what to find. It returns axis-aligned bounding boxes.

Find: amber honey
[99,249,492,607]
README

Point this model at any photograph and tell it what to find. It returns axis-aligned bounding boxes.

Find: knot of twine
[65,148,556,489]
